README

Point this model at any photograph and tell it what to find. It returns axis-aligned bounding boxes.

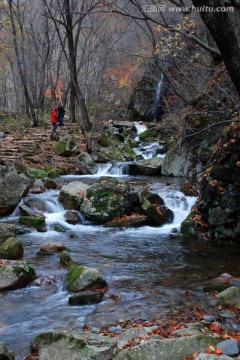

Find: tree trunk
[191,0,240,95]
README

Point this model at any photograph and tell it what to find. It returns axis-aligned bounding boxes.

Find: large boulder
[128,158,163,176]
[216,286,240,309]
[75,152,96,175]
[0,223,16,245]
[0,172,32,216]
[29,331,116,360]
[80,177,139,224]
[114,335,219,360]
[0,259,36,291]
[59,181,89,210]
[0,237,23,260]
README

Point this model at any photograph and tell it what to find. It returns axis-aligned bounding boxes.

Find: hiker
[57,104,65,127]
[51,107,58,133]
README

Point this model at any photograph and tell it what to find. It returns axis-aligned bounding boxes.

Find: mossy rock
[55,137,79,156]
[139,128,158,141]
[19,216,46,232]
[0,237,23,260]
[80,177,139,223]
[0,259,37,291]
[101,147,125,161]
[123,145,136,159]
[180,211,199,239]
[98,132,111,147]
[27,168,47,179]
[60,252,108,293]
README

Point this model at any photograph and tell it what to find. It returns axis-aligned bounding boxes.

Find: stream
[1,142,240,358]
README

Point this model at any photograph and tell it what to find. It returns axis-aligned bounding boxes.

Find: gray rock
[129,157,163,176]
[39,242,66,254]
[216,286,240,309]
[64,210,82,224]
[114,334,219,360]
[0,341,15,359]
[51,222,68,232]
[0,172,32,215]
[23,197,46,212]
[19,204,43,217]
[30,331,116,360]
[75,152,96,174]
[117,326,158,350]
[217,339,239,357]
[203,315,218,322]
[0,223,16,245]
[0,259,36,291]
[59,181,89,210]
[171,322,202,336]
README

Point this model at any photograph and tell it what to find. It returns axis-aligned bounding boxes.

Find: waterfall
[133,142,165,159]
[151,73,164,122]
[96,162,129,176]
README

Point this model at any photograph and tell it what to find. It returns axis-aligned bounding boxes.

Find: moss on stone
[27,168,47,179]
[59,251,73,267]
[180,211,199,239]
[67,264,86,290]
[55,139,68,155]
[139,128,158,141]
[98,132,111,147]
[19,216,46,232]
[123,145,136,158]
[0,237,23,260]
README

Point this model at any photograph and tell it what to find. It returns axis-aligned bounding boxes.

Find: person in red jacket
[51,107,58,133]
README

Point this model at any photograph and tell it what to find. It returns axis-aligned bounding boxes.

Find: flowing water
[1,170,240,358]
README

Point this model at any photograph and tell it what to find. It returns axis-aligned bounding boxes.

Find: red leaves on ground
[210,321,223,333]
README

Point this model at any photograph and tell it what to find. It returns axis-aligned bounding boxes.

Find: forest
[0,1,240,359]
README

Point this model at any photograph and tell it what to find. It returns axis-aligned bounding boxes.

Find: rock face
[216,286,240,309]
[162,112,227,178]
[59,181,89,210]
[0,259,36,291]
[128,157,163,176]
[182,123,240,243]
[80,177,139,224]
[0,171,32,216]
